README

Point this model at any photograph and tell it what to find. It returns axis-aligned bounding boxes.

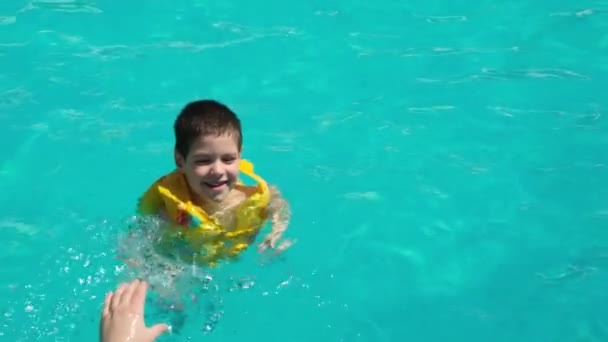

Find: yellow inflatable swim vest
[138,159,271,267]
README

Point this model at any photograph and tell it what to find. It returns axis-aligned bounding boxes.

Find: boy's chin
[201,190,230,203]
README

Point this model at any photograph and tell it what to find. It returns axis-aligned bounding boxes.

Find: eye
[222,156,237,163]
[194,159,212,165]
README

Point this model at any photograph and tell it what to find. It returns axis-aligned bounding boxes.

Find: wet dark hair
[173,99,242,158]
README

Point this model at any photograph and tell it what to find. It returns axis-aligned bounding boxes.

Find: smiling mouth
[203,181,228,190]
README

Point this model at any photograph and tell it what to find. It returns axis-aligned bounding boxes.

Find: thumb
[147,323,170,339]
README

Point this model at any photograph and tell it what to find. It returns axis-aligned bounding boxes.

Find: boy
[136,99,293,266]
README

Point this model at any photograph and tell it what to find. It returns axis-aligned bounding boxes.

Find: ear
[174,148,185,168]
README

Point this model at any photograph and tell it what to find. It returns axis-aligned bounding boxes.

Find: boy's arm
[258,186,294,252]
[269,186,290,234]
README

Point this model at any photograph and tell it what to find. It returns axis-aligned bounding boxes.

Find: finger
[131,280,148,315]
[147,323,170,339]
[119,279,139,307]
[257,240,269,253]
[276,239,297,255]
[276,240,293,252]
[111,282,129,310]
[102,291,113,316]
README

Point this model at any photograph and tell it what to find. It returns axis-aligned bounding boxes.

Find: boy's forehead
[188,133,240,151]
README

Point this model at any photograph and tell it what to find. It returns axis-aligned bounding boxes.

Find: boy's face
[175,133,241,203]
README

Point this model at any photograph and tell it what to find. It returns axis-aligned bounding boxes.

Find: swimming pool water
[2,0,608,341]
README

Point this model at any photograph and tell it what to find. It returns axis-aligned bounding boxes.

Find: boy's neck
[194,196,219,215]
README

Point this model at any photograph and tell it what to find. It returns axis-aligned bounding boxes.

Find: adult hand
[100,279,170,342]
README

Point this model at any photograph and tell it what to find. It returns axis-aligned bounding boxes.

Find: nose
[209,160,224,175]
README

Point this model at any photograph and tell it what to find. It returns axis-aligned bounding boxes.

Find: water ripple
[550,8,608,17]
[351,44,519,58]
[419,15,467,23]
[19,0,103,14]
[408,105,455,113]
[487,106,600,121]
[0,87,33,108]
[474,67,588,80]
[0,17,16,25]
[313,111,363,130]
[0,42,29,48]
[416,67,590,84]
[342,192,380,201]
[73,34,295,61]
[314,10,339,16]
[212,21,300,36]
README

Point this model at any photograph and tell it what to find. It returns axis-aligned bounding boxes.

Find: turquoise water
[2,0,608,340]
